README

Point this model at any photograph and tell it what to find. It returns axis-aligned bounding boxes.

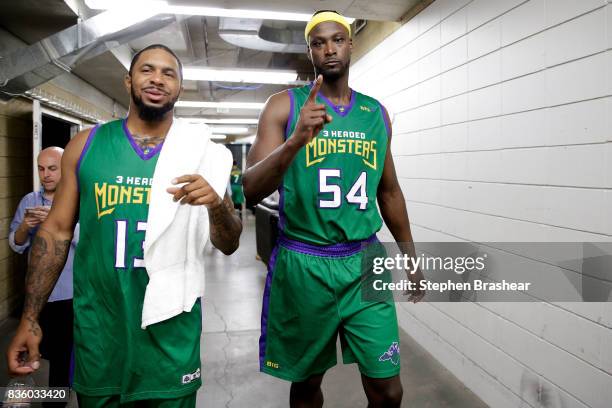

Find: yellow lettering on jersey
[305,137,378,169]
[120,185,132,204]
[95,183,115,219]
[363,141,377,170]
[94,182,150,218]
[305,138,325,167]
[107,185,119,206]
[133,187,144,204]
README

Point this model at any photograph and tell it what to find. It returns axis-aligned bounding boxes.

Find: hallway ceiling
[0,0,427,138]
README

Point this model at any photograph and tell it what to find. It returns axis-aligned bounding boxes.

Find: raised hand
[291,75,332,147]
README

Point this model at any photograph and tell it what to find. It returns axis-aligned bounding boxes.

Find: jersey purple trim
[259,245,280,371]
[279,234,378,258]
[122,119,164,160]
[278,184,286,231]
[317,88,356,117]
[76,124,100,189]
[378,101,391,137]
[284,89,295,140]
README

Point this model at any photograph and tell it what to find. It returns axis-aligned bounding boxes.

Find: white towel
[141,117,233,329]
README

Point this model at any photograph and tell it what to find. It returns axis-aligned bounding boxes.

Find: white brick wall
[351,0,612,406]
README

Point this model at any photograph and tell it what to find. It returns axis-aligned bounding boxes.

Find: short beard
[131,84,177,122]
[315,59,351,82]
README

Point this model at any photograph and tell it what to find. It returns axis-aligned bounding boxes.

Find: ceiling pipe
[0,7,176,100]
[218,18,306,54]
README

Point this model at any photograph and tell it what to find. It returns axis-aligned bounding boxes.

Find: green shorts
[259,235,400,382]
[77,391,196,408]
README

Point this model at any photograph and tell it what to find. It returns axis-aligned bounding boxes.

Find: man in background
[9,146,75,407]
[230,161,245,211]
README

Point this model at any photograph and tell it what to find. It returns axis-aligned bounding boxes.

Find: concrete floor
[1,217,486,407]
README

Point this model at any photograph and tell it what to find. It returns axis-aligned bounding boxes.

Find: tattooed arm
[7,129,90,375]
[207,192,242,255]
[167,175,242,255]
[21,231,72,333]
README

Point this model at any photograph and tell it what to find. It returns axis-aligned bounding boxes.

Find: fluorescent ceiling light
[211,126,250,134]
[184,67,299,85]
[85,0,166,12]
[167,6,315,22]
[182,118,259,124]
[87,4,164,37]
[85,0,354,23]
[176,101,265,110]
[211,135,227,140]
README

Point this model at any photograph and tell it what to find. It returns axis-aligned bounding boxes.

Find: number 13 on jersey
[114,220,147,269]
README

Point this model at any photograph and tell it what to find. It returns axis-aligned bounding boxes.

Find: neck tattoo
[132,134,165,154]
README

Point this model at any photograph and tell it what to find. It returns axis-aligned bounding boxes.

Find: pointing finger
[307,75,323,104]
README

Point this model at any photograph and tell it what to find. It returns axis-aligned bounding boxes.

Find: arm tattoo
[208,194,242,254]
[23,228,71,330]
[131,133,166,150]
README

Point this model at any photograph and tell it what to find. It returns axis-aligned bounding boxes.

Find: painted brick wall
[351,1,612,406]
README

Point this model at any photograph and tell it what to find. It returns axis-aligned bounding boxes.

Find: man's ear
[124,74,132,95]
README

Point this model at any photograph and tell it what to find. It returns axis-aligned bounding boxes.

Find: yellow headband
[304,12,351,42]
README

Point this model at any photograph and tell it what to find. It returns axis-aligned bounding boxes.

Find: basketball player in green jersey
[244,11,425,408]
[7,44,242,407]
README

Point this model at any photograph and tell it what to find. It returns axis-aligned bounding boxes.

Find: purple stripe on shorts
[284,89,295,140]
[76,124,100,190]
[279,234,378,258]
[259,245,280,370]
[122,119,164,160]
[378,101,391,137]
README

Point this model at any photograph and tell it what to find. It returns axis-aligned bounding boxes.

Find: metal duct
[0,8,176,100]
[218,18,306,54]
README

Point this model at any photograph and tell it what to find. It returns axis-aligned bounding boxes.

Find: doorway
[41,114,74,149]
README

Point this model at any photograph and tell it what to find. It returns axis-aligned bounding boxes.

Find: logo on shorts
[378,342,400,366]
[181,368,201,384]
[266,361,279,369]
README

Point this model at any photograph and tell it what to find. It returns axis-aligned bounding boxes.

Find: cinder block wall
[0,98,32,322]
[351,1,612,407]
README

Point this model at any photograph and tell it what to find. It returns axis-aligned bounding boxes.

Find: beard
[315,58,351,82]
[131,84,178,122]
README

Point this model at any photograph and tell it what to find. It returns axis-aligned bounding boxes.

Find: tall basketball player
[7,44,242,407]
[243,11,426,408]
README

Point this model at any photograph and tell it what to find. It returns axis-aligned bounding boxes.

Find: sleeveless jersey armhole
[76,124,100,190]
[377,101,391,138]
[284,89,295,140]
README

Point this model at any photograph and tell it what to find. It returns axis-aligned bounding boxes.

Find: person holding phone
[8,146,76,407]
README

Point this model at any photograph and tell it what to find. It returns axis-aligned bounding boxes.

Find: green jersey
[73,119,202,402]
[281,85,390,245]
